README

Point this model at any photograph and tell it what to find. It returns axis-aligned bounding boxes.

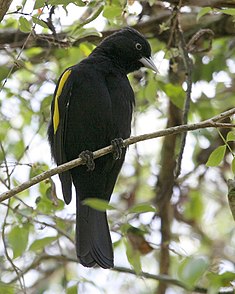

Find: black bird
[48,27,157,269]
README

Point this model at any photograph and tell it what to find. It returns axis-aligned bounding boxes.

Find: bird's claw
[111,138,125,160]
[79,150,95,171]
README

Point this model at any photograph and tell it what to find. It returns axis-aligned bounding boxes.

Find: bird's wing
[51,68,74,204]
[65,67,113,156]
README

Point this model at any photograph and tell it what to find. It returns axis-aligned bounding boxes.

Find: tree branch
[156,102,179,294]
[0,0,13,23]
[160,0,235,8]
[113,266,191,291]
[8,253,234,293]
[174,26,193,179]
[0,12,234,50]
[113,266,234,293]
[6,253,194,290]
[0,108,234,202]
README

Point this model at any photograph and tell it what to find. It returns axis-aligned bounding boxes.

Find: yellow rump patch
[53,69,72,134]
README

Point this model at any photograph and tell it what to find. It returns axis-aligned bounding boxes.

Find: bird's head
[94,27,158,74]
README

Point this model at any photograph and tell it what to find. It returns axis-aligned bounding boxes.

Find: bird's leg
[79,150,95,171]
[111,138,125,160]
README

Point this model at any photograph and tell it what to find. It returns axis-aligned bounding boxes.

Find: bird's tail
[76,201,114,268]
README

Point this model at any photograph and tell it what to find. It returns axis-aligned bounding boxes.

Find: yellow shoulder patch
[53,69,72,134]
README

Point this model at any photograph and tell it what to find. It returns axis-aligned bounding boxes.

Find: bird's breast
[105,73,134,139]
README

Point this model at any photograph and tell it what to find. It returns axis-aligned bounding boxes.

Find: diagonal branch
[0,107,235,203]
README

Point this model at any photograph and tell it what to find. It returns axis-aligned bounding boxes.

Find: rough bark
[155,102,182,294]
[0,0,13,23]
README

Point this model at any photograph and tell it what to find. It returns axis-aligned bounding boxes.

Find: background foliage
[1,0,235,293]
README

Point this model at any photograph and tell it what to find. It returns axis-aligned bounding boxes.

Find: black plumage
[48,27,157,268]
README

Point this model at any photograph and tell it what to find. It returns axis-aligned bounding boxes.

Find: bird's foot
[111,138,125,160]
[79,150,95,171]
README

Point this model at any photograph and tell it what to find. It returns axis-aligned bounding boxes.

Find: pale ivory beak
[139,56,158,73]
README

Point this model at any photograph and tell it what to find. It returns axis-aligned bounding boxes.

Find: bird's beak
[139,57,158,73]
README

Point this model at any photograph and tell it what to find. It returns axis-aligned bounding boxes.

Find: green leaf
[9,139,25,158]
[79,43,93,56]
[159,22,169,34]
[73,0,87,6]
[29,236,58,251]
[184,190,203,221]
[34,0,45,9]
[124,238,142,274]
[206,273,221,294]
[163,83,185,109]
[0,282,14,294]
[19,16,31,33]
[50,0,87,7]
[197,7,212,21]
[206,145,226,167]
[178,256,209,287]
[128,203,156,214]
[226,131,235,142]
[71,28,102,41]
[207,271,235,293]
[66,285,78,294]
[32,17,48,29]
[145,78,158,101]
[82,198,115,211]
[232,157,235,174]
[8,224,30,258]
[218,271,235,286]
[103,5,122,19]
[48,0,77,6]
[0,66,10,82]
[219,8,235,16]
[36,195,64,213]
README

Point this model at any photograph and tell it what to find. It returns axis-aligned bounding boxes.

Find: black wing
[48,68,74,204]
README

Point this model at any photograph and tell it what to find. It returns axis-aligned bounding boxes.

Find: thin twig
[1,202,74,244]
[174,23,193,178]
[9,254,76,284]
[71,4,104,33]
[0,141,11,188]
[113,266,190,289]
[2,200,26,293]
[9,117,45,178]
[113,266,234,293]
[0,108,235,203]
[218,129,235,157]
[0,4,46,93]
[7,253,235,293]
[186,29,214,53]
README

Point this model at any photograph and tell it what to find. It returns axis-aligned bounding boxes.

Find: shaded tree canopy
[1,1,235,293]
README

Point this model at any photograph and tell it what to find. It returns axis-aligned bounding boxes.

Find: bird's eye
[135,43,142,50]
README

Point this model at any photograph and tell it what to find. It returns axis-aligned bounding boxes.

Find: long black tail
[76,200,114,268]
